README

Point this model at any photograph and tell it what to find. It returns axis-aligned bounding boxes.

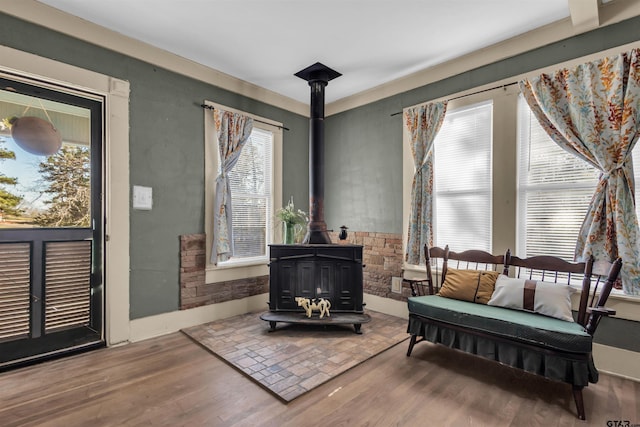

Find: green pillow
[438,268,500,304]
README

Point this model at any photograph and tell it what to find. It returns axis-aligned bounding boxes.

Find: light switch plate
[133,185,153,210]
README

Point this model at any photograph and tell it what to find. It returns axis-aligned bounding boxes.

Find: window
[204,101,282,281]
[516,94,600,260]
[517,94,640,263]
[433,100,493,252]
[226,127,273,260]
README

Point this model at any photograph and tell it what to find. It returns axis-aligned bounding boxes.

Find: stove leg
[354,323,362,334]
[268,321,277,332]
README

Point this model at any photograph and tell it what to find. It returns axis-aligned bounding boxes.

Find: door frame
[0,45,131,347]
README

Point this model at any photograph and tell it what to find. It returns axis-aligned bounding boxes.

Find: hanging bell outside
[9,116,62,156]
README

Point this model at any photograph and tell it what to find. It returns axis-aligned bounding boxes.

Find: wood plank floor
[0,332,637,426]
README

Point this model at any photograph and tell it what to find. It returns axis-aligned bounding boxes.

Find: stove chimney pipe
[294,63,341,244]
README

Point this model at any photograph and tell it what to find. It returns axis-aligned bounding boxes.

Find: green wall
[324,98,404,233]
[0,13,309,319]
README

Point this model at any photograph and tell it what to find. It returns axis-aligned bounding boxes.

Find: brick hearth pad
[181,310,408,402]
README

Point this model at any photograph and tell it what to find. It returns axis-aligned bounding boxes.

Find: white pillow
[487,275,576,322]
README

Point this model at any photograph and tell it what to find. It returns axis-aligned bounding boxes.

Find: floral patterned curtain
[520,49,640,295]
[404,101,447,265]
[211,109,254,264]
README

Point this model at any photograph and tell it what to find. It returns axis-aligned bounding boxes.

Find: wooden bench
[406,245,622,420]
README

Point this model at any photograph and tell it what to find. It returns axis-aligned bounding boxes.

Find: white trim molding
[129,293,268,342]
[362,293,408,320]
[593,343,640,382]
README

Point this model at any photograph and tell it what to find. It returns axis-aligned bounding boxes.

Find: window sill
[604,291,640,322]
[205,258,269,284]
[568,286,639,322]
[402,264,427,280]
[608,289,640,302]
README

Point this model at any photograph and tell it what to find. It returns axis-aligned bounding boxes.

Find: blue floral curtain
[211,109,254,264]
[404,102,447,265]
[520,48,640,295]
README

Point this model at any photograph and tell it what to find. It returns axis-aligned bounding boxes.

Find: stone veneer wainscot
[179,231,408,310]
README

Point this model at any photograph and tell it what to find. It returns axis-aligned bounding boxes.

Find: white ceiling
[35,0,575,104]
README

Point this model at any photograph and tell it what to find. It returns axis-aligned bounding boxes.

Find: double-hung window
[204,101,282,281]
[517,93,640,263]
[433,100,493,253]
[516,94,599,261]
[226,127,273,260]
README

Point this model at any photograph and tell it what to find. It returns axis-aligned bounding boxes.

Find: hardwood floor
[0,332,637,426]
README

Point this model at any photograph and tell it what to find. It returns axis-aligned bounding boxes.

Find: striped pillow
[487,275,576,322]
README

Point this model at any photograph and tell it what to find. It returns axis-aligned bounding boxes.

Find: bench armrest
[585,306,617,335]
[586,306,616,317]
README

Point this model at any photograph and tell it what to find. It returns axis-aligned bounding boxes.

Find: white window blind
[226,127,273,260]
[516,94,600,260]
[434,100,493,252]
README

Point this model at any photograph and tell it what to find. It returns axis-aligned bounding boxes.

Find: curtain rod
[390,81,519,117]
[200,103,290,131]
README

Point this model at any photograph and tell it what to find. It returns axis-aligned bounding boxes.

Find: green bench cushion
[408,295,592,353]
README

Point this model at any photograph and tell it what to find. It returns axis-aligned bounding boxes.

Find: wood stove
[263,243,367,333]
[268,244,363,311]
[261,63,368,333]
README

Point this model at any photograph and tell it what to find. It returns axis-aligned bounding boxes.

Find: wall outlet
[391,277,402,293]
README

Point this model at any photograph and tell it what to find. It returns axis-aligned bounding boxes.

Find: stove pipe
[294,63,342,244]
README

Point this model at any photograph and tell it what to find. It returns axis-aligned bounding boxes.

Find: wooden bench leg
[572,385,586,420]
[407,335,417,356]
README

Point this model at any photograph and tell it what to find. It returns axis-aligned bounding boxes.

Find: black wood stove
[261,63,368,333]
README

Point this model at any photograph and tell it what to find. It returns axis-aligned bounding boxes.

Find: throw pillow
[438,268,500,304]
[487,275,576,322]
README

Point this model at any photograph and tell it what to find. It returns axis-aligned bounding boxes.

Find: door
[0,75,104,368]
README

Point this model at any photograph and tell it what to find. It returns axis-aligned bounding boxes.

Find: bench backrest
[422,244,622,336]
[423,245,508,295]
[507,254,622,332]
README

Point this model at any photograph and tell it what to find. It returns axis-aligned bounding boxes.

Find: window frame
[204,101,282,283]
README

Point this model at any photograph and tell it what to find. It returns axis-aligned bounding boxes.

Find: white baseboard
[363,293,409,319]
[128,293,269,342]
[593,343,640,382]
[126,292,409,343]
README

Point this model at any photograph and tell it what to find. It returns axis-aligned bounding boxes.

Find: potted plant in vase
[276,197,308,244]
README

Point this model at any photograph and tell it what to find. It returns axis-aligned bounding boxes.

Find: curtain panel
[211,109,254,264]
[520,48,640,295]
[404,102,447,265]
